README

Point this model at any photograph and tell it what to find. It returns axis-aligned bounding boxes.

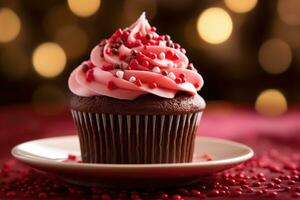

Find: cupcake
[68,13,205,164]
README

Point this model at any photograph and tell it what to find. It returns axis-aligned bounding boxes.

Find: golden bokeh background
[255,89,288,117]
[32,42,67,78]
[0,0,299,117]
[67,0,101,17]
[197,7,233,44]
[0,8,21,43]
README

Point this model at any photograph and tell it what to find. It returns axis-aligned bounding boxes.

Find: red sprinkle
[294,186,300,191]
[136,52,146,62]
[172,53,180,60]
[175,78,182,84]
[268,191,278,197]
[166,50,174,60]
[285,163,297,170]
[119,54,127,61]
[284,186,292,191]
[105,47,112,55]
[151,26,157,32]
[125,41,135,48]
[292,175,299,181]
[121,31,130,40]
[174,43,181,48]
[114,28,123,38]
[207,189,220,197]
[87,61,95,69]
[134,79,142,87]
[129,59,139,69]
[135,40,143,47]
[135,32,143,39]
[267,182,275,188]
[107,81,118,90]
[179,73,185,79]
[190,189,201,197]
[141,60,150,68]
[86,69,94,82]
[257,172,265,178]
[102,64,114,71]
[241,185,249,189]
[288,180,296,185]
[281,175,291,180]
[149,82,158,89]
[180,48,186,54]
[247,188,254,193]
[274,184,281,189]
[172,194,182,200]
[219,189,226,195]
[292,192,300,198]
[159,193,168,199]
[194,83,200,88]
[67,154,76,161]
[231,190,242,197]
[202,154,213,161]
[187,63,194,70]
[272,177,282,184]
[252,182,261,187]
[227,179,236,185]
[145,52,157,59]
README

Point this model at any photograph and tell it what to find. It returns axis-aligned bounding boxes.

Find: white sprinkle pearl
[167,72,176,80]
[116,70,124,79]
[158,52,165,60]
[167,63,174,68]
[173,63,178,68]
[152,66,161,73]
[129,76,136,83]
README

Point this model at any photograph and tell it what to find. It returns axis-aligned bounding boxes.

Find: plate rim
[11,135,254,169]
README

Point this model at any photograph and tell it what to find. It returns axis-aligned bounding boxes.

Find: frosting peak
[69,12,204,100]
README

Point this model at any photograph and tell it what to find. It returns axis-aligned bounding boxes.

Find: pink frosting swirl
[69,12,204,100]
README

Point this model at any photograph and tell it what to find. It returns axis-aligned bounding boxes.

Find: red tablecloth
[0,104,300,199]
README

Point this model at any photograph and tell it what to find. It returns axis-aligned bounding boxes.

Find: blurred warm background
[0,0,299,117]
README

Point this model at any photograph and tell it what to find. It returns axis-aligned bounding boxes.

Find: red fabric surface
[0,104,300,199]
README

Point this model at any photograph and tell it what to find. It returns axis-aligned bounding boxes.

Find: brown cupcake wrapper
[71,110,202,164]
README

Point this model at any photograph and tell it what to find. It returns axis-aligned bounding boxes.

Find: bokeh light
[55,25,88,59]
[123,0,157,23]
[224,0,257,13]
[0,8,21,43]
[258,38,292,74]
[255,89,288,117]
[273,19,300,49]
[32,42,67,78]
[277,0,300,26]
[197,7,233,44]
[67,0,101,17]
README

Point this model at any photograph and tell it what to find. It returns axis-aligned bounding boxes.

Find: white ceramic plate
[12,135,253,188]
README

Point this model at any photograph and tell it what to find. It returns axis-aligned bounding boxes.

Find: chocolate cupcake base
[71,110,202,164]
